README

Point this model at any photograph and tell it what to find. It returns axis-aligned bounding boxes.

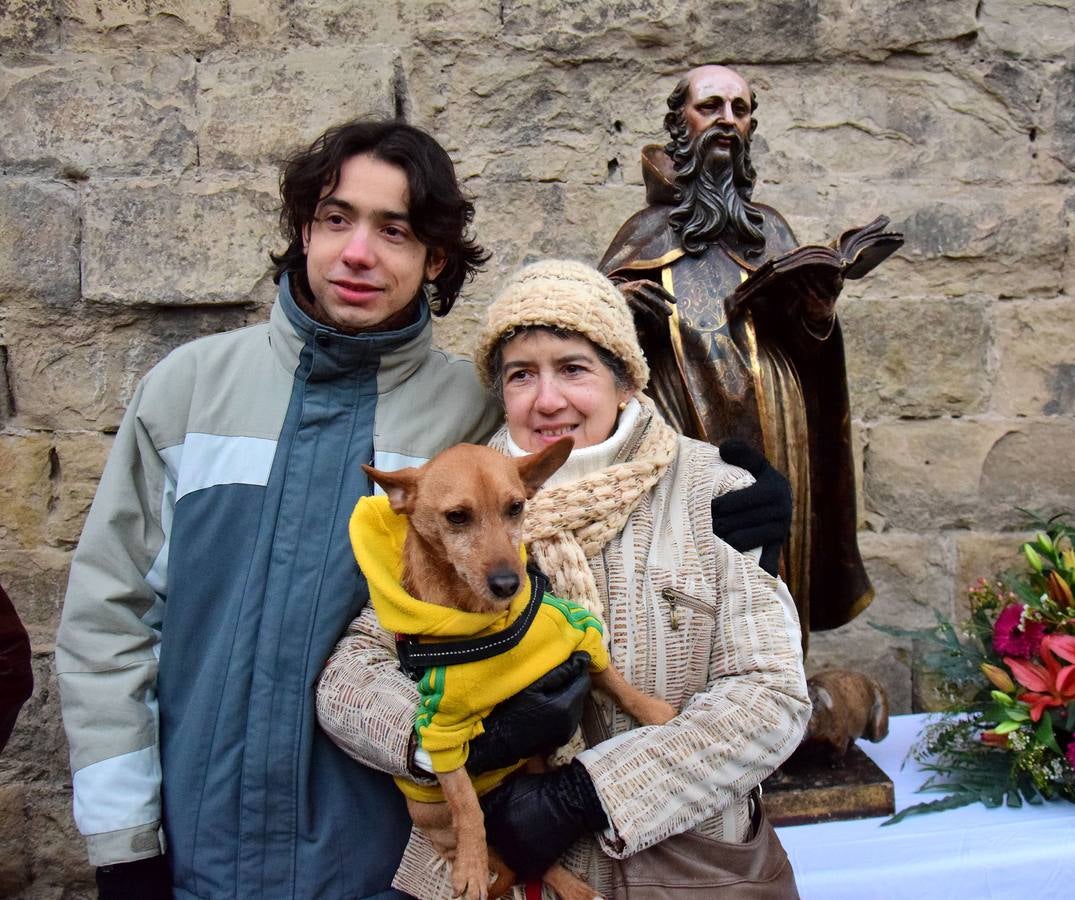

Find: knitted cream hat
[474,259,649,392]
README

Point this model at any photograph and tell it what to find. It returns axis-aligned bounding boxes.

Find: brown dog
[363,439,675,900]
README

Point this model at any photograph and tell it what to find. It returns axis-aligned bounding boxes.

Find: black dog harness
[394,568,549,681]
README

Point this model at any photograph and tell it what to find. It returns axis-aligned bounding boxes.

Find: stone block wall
[1,1,1072,894]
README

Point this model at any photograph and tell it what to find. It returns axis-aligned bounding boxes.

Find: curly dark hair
[270,120,489,316]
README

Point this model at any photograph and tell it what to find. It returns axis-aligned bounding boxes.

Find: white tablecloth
[775,713,1075,899]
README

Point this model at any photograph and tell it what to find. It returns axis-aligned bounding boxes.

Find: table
[775,713,1075,899]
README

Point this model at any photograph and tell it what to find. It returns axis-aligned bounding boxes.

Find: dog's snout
[487,569,520,599]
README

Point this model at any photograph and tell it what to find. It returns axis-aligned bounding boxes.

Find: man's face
[302,154,445,332]
[683,66,754,160]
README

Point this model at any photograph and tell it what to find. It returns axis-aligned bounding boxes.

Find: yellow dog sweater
[349,495,609,803]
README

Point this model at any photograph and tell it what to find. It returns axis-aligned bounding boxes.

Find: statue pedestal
[761,744,894,826]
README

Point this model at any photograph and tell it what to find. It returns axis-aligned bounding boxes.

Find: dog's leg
[593,665,676,726]
[544,862,605,900]
[437,767,491,900]
[405,797,457,860]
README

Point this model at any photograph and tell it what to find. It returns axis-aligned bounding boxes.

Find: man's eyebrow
[695,91,748,106]
[314,197,411,222]
[314,196,355,215]
[381,209,411,223]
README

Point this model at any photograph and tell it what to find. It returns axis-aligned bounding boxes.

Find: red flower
[992,604,1046,658]
[981,730,1010,749]
[1004,635,1075,722]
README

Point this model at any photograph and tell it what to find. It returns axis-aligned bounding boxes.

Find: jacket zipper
[660,586,714,630]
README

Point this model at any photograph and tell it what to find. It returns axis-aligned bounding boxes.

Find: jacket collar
[270,274,434,388]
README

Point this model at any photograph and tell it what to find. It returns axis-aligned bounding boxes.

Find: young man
[56,121,508,900]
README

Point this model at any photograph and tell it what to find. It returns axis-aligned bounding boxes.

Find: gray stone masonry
[1,1,1072,894]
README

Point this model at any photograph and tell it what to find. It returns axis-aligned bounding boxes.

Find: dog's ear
[808,681,833,712]
[866,679,890,742]
[515,437,573,498]
[362,464,419,515]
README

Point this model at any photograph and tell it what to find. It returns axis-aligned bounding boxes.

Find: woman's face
[500,330,634,453]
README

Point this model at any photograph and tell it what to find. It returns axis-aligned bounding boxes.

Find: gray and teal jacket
[55,277,500,899]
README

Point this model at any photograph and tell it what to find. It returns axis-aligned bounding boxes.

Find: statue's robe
[600,146,872,640]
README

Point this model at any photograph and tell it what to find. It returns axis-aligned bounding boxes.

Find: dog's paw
[450,851,490,900]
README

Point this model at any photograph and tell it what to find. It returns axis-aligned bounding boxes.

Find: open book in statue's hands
[728,216,904,319]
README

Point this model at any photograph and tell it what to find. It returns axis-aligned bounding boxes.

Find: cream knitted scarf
[490,401,679,641]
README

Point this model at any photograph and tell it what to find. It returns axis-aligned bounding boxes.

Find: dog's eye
[507,500,524,518]
[445,509,470,525]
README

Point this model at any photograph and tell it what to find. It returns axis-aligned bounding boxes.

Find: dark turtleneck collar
[270,273,433,388]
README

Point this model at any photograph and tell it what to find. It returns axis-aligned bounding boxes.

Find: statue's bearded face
[664,65,765,257]
[683,68,754,161]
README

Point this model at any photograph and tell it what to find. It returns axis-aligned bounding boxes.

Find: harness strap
[395,568,549,682]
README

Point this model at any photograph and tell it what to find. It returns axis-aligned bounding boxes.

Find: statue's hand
[617,279,675,330]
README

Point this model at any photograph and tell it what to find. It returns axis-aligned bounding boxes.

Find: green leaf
[1004,705,1030,722]
[882,793,979,826]
[991,690,1013,706]
[1035,715,1062,754]
[917,781,972,795]
[994,720,1021,734]
[870,621,944,642]
[1021,785,1045,805]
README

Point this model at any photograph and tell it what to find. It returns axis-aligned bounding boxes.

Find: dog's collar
[394,566,548,682]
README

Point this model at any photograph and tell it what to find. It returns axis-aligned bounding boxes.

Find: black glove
[480,759,608,881]
[466,652,591,775]
[711,439,791,577]
[96,855,171,900]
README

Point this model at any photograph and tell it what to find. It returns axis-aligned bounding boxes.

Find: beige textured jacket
[317,433,810,898]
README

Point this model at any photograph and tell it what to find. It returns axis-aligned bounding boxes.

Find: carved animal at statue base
[795,669,889,766]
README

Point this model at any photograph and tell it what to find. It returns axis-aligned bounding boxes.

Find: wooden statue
[601,65,903,647]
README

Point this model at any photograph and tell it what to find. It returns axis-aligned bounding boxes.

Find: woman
[318,260,810,898]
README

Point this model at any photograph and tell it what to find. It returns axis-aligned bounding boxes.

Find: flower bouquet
[875,514,1075,824]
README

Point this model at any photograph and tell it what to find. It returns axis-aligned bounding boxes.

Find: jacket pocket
[648,575,716,703]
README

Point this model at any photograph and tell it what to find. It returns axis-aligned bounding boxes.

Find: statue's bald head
[675,65,756,144]
[684,65,751,97]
